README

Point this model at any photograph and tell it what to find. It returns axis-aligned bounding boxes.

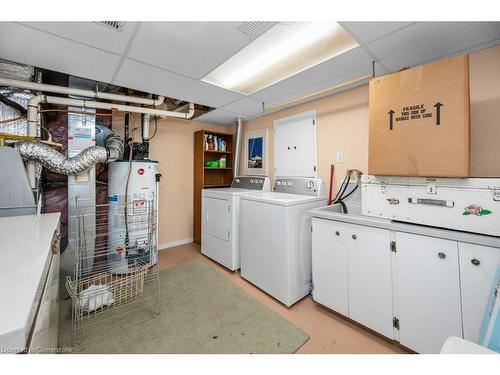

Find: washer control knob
[287,181,292,186]
[235,178,240,184]
[259,179,263,184]
[250,179,254,183]
[276,181,281,186]
[306,180,314,189]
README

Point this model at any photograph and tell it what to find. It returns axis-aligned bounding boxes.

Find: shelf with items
[203,131,233,153]
[194,129,235,245]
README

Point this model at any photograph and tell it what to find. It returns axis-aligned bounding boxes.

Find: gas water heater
[106,112,161,273]
[107,160,159,273]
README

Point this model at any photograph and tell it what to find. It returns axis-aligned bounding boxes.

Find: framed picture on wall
[244,129,268,176]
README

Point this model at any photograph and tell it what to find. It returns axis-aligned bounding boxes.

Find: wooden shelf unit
[193,129,234,245]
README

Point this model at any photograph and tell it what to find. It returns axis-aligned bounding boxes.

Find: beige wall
[240,44,500,193]
[241,86,369,191]
[112,113,233,246]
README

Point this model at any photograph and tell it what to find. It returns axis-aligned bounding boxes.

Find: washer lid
[240,192,327,206]
[202,188,262,197]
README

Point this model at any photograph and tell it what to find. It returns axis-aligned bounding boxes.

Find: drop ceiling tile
[340,22,414,44]
[128,22,277,79]
[0,22,121,83]
[250,46,373,102]
[193,108,239,126]
[113,59,244,107]
[366,22,500,72]
[18,22,138,55]
[220,96,266,117]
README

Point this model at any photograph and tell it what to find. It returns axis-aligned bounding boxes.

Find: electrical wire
[124,142,133,254]
[149,115,158,140]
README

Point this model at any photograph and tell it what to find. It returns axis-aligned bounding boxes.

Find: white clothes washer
[239,177,326,306]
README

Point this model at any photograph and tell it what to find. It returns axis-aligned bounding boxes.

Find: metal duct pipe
[15,141,108,175]
[95,124,124,162]
[15,124,124,175]
[233,117,243,176]
[142,114,150,141]
[0,77,165,107]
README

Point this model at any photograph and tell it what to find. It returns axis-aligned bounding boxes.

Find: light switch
[336,152,344,163]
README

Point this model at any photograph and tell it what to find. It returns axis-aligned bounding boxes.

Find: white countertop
[311,205,500,249]
[0,213,60,353]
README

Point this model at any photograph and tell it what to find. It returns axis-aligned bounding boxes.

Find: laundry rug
[58,260,309,353]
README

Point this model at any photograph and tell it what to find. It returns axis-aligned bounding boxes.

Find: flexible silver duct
[14,126,124,175]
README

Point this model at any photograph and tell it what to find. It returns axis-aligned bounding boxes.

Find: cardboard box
[368,54,470,177]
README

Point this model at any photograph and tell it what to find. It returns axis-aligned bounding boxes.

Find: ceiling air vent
[237,22,267,40]
[94,21,124,32]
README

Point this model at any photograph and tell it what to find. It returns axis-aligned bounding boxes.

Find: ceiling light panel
[202,22,358,95]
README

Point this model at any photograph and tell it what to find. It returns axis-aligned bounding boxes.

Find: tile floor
[159,243,408,354]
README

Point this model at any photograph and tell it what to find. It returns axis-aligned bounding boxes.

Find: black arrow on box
[387,110,395,130]
[433,102,443,126]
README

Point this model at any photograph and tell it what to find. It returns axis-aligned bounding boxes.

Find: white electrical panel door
[347,224,394,339]
[396,232,462,353]
[273,110,317,177]
[459,242,500,344]
[311,218,349,316]
[204,197,230,242]
[273,121,294,177]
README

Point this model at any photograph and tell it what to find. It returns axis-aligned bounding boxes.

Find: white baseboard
[158,237,193,251]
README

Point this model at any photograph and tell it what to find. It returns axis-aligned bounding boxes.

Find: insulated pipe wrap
[14,141,109,175]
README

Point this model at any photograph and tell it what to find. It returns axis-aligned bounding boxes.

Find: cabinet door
[347,224,394,338]
[311,218,349,316]
[291,115,316,177]
[459,242,500,343]
[273,122,293,177]
[396,232,462,353]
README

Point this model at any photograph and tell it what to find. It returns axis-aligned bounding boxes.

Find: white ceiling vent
[94,21,124,32]
[237,22,267,40]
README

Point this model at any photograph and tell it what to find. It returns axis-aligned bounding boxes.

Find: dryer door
[204,197,230,242]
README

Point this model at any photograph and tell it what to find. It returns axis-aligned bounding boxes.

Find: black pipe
[0,94,27,115]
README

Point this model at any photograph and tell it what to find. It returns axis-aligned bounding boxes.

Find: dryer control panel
[231,176,271,191]
[274,177,325,196]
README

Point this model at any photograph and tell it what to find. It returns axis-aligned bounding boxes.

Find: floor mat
[59,260,309,353]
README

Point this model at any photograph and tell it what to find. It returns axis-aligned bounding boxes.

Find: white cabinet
[273,110,317,177]
[311,218,349,316]
[395,232,463,354]
[311,218,393,338]
[459,242,500,344]
[347,225,393,339]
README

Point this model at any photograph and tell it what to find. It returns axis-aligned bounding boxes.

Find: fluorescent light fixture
[202,22,359,95]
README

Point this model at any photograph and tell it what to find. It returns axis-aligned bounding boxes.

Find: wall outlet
[336,152,344,163]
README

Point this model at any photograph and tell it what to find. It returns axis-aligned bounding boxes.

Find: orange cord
[0,115,27,125]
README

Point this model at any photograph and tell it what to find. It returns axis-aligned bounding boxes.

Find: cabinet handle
[335,231,340,236]
[294,146,297,150]
[287,146,290,150]
[352,234,357,240]
[471,258,480,266]
[438,252,446,259]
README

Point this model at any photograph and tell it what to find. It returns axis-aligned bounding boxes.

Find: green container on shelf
[205,160,219,168]
[219,156,227,168]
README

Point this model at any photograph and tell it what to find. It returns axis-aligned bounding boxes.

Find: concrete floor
[159,243,407,354]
